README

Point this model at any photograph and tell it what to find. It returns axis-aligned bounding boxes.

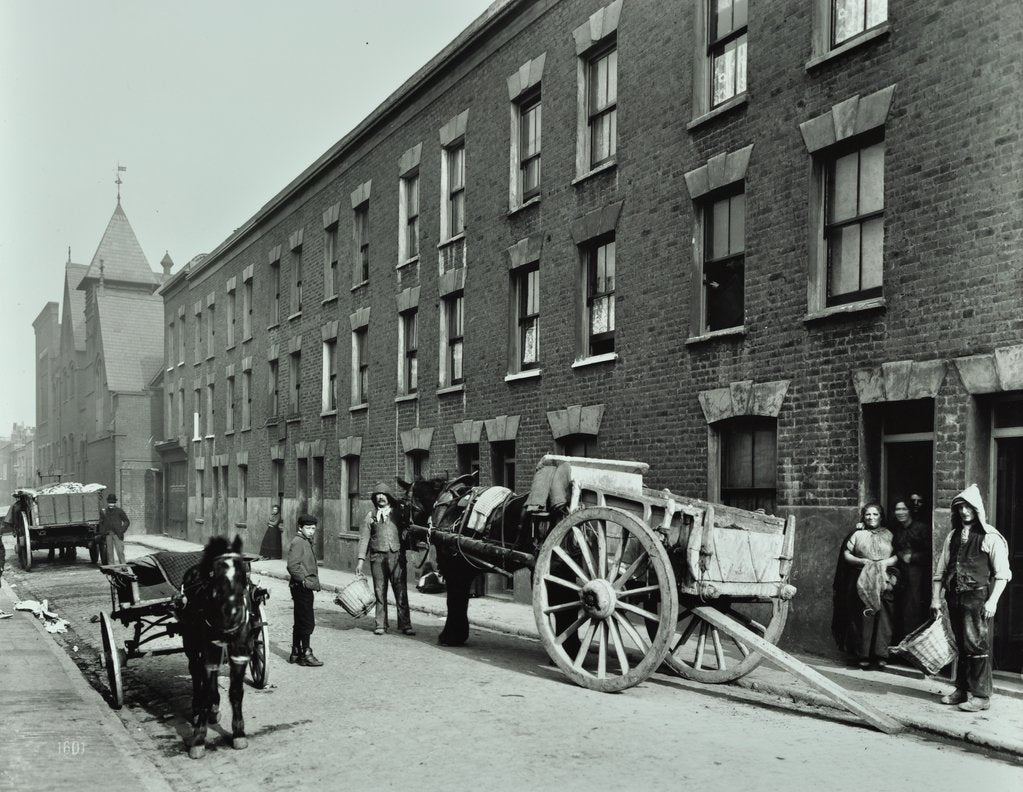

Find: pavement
[0,576,173,792]
[2,530,1021,771]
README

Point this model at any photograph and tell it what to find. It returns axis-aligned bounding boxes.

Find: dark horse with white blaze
[398,466,571,646]
[177,535,257,759]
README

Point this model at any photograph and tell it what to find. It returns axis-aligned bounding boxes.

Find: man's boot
[300,646,323,667]
[288,643,301,664]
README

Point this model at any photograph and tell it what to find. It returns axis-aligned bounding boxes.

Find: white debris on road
[14,598,71,633]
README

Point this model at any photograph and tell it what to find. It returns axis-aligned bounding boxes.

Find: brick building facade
[158,0,1022,663]
[34,198,168,530]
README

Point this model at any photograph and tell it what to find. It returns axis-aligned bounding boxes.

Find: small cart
[9,483,107,570]
[98,550,270,709]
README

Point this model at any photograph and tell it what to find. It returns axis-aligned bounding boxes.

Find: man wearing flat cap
[356,482,414,636]
[98,493,130,565]
[287,514,324,666]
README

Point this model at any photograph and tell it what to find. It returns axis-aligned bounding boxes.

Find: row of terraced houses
[38,0,1023,665]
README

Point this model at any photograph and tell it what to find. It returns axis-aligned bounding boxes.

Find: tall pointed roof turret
[78,201,160,291]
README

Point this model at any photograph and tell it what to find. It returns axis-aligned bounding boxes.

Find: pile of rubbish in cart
[13,482,106,498]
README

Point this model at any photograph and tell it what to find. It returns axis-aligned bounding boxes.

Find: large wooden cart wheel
[533,506,679,693]
[249,601,270,689]
[663,596,789,684]
[17,512,31,571]
[100,612,124,709]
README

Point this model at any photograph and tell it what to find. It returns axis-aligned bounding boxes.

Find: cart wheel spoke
[597,622,608,678]
[571,525,598,580]
[693,623,708,670]
[555,613,589,647]
[711,628,727,670]
[616,584,660,599]
[615,600,660,624]
[573,619,598,669]
[613,611,650,653]
[606,617,630,675]
[595,521,607,581]
[543,601,582,615]
[542,574,582,592]
[613,550,649,590]
[552,545,590,585]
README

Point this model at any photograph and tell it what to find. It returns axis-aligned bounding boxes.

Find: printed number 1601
[57,740,85,755]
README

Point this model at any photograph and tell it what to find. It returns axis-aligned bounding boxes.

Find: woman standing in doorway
[832,503,899,669]
[890,497,932,643]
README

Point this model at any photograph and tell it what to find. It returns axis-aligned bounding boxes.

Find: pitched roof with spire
[77,201,160,290]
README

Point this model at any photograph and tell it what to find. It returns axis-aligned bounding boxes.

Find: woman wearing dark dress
[832,503,899,669]
[890,498,932,643]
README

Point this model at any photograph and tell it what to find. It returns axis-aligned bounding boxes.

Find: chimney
[160,251,174,282]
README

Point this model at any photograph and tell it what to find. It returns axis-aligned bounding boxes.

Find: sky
[0,0,492,436]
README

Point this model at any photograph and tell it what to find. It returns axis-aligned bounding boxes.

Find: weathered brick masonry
[158,0,1022,661]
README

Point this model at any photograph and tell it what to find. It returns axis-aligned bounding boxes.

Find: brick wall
[160,0,1022,656]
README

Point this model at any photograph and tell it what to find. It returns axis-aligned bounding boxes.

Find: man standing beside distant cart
[356,483,414,637]
[98,493,130,564]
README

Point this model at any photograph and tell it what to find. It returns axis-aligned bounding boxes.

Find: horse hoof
[207,710,220,725]
[188,745,206,760]
[232,737,248,750]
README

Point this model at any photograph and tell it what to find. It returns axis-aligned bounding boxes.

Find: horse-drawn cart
[98,550,270,709]
[8,483,107,570]
[407,454,902,733]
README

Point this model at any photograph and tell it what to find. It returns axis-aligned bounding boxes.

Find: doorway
[992,398,1023,670]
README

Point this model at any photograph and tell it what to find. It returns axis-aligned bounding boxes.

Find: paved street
[1,537,1021,791]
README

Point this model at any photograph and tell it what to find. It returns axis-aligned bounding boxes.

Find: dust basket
[891,612,957,676]
[335,576,374,618]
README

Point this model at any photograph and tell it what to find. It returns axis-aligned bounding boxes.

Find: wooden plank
[691,605,905,734]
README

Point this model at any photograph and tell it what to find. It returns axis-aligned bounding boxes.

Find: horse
[398,468,569,647]
[176,535,254,759]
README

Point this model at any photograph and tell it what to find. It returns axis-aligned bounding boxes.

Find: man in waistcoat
[356,482,414,636]
[98,494,130,564]
[931,484,1011,712]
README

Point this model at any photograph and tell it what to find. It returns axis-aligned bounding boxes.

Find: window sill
[504,368,542,382]
[287,311,302,322]
[204,434,215,440]
[338,530,360,541]
[321,409,338,417]
[572,352,618,369]
[804,296,887,324]
[224,430,235,437]
[194,518,205,525]
[235,522,247,529]
[205,354,215,362]
[572,160,617,187]
[241,426,251,433]
[285,414,301,424]
[805,24,891,71]
[438,233,466,250]
[243,336,252,344]
[267,323,279,331]
[192,437,201,443]
[397,256,420,271]
[350,403,368,413]
[351,280,368,292]
[193,361,202,368]
[177,361,184,368]
[322,295,338,306]
[394,393,419,404]
[264,416,280,426]
[687,93,748,132]
[225,344,235,352]
[508,196,541,217]
[166,367,174,374]
[686,325,747,346]
[437,383,464,396]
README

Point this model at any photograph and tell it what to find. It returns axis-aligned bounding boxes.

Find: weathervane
[115,163,126,202]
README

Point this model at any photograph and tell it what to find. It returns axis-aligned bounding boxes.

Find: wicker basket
[891,612,957,675]
[335,576,375,618]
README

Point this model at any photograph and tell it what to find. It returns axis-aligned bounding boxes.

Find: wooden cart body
[10,485,107,569]
[98,551,270,708]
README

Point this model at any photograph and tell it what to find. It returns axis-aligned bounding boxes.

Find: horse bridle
[200,551,250,637]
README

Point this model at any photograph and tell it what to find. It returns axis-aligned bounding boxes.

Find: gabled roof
[62,262,88,353]
[94,290,164,392]
[78,202,160,289]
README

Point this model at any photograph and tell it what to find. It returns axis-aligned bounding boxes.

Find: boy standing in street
[931,484,1011,712]
[287,514,324,667]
